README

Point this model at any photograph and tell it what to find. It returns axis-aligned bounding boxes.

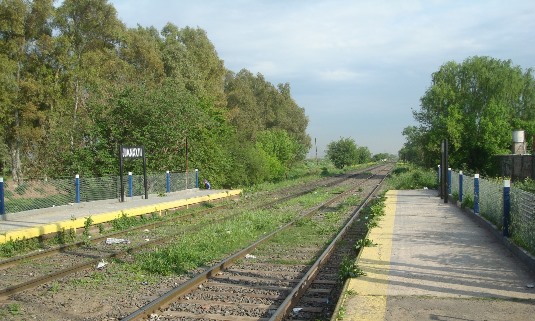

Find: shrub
[388,164,438,190]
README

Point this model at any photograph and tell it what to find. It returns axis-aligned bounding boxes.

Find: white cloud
[317,69,367,82]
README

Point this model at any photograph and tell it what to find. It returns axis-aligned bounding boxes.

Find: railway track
[122,165,392,321]
[0,165,386,305]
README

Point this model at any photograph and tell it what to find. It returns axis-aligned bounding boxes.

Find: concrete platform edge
[330,190,398,321]
[0,189,242,244]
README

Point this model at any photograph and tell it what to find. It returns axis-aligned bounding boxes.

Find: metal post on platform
[459,171,463,203]
[166,170,171,193]
[195,169,199,188]
[474,174,480,215]
[447,168,452,196]
[438,165,441,197]
[503,179,511,237]
[440,139,449,203]
[75,174,80,203]
[0,177,5,215]
[128,172,133,198]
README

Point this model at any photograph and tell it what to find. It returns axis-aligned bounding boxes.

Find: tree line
[400,56,535,175]
[0,0,311,187]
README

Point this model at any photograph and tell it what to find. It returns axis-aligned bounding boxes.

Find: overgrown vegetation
[133,210,284,275]
[338,256,365,280]
[0,237,40,257]
[514,178,535,194]
[0,0,310,188]
[388,164,438,190]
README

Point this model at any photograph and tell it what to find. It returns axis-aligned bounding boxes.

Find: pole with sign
[119,146,148,202]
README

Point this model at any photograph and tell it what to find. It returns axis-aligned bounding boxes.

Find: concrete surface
[0,188,241,243]
[340,189,535,321]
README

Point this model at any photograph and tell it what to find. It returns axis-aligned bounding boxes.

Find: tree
[224,69,311,149]
[412,56,535,173]
[326,138,359,169]
[356,146,372,164]
[0,1,312,187]
[0,0,55,182]
[399,126,426,164]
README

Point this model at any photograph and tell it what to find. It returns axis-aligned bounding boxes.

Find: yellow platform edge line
[0,189,242,244]
[340,190,398,321]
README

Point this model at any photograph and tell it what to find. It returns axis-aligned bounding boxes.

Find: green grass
[0,303,22,317]
[133,209,284,275]
[0,237,41,258]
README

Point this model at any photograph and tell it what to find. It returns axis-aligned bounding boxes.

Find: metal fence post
[474,174,480,215]
[166,170,171,193]
[0,177,5,215]
[128,172,133,198]
[437,165,441,197]
[75,174,80,203]
[503,179,511,237]
[447,168,452,195]
[459,171,463,203]
[195,169,199,188]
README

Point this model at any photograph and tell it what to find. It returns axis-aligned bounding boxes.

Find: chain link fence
[1,171,197,214]
[511,188,535,254]
[447,169,534,255]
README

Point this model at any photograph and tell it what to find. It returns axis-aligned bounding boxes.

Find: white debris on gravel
[245,254,257,259]
[96,260,108,269]
[105,238,130,244]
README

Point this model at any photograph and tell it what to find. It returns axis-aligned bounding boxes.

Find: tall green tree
[0,0,55,182]
[356,146,372,164]
[326,137,359,169]
[412,56,535,173]
[399,125,427,163]
[49,0,126,174]
[224,69,310,149]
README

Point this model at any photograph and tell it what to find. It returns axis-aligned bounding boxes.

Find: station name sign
[122,146,144,158]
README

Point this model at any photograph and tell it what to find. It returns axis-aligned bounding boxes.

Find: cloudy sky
[109,0,535,156]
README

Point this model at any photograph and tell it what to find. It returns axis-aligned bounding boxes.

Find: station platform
[337,189,535,321]
[0,189,241,244]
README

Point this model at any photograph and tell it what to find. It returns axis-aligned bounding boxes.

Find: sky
[108,0,535,157]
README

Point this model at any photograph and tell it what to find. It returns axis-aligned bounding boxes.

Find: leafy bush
[513,178,535,194]
[388,164,438,190]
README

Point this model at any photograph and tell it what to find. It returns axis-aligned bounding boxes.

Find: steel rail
[268,166,392,321]
[0,164,381,270]
[120,166,390,321]
[0,165,385,301]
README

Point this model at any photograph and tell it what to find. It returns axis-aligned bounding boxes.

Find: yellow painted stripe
[0,190,241,244]
[345,190,397,321]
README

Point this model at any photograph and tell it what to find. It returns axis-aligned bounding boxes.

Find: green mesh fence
[1,171,198,214]
[478,178,503,229]
[447,170,535,254]
[510,187,535,255]
[3,177,75,213]
[462,174,474,201]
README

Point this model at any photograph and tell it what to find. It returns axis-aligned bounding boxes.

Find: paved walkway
[339,189,535,321]
[0,188,241,243]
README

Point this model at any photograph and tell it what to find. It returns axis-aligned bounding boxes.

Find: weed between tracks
[132,187,339,275]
